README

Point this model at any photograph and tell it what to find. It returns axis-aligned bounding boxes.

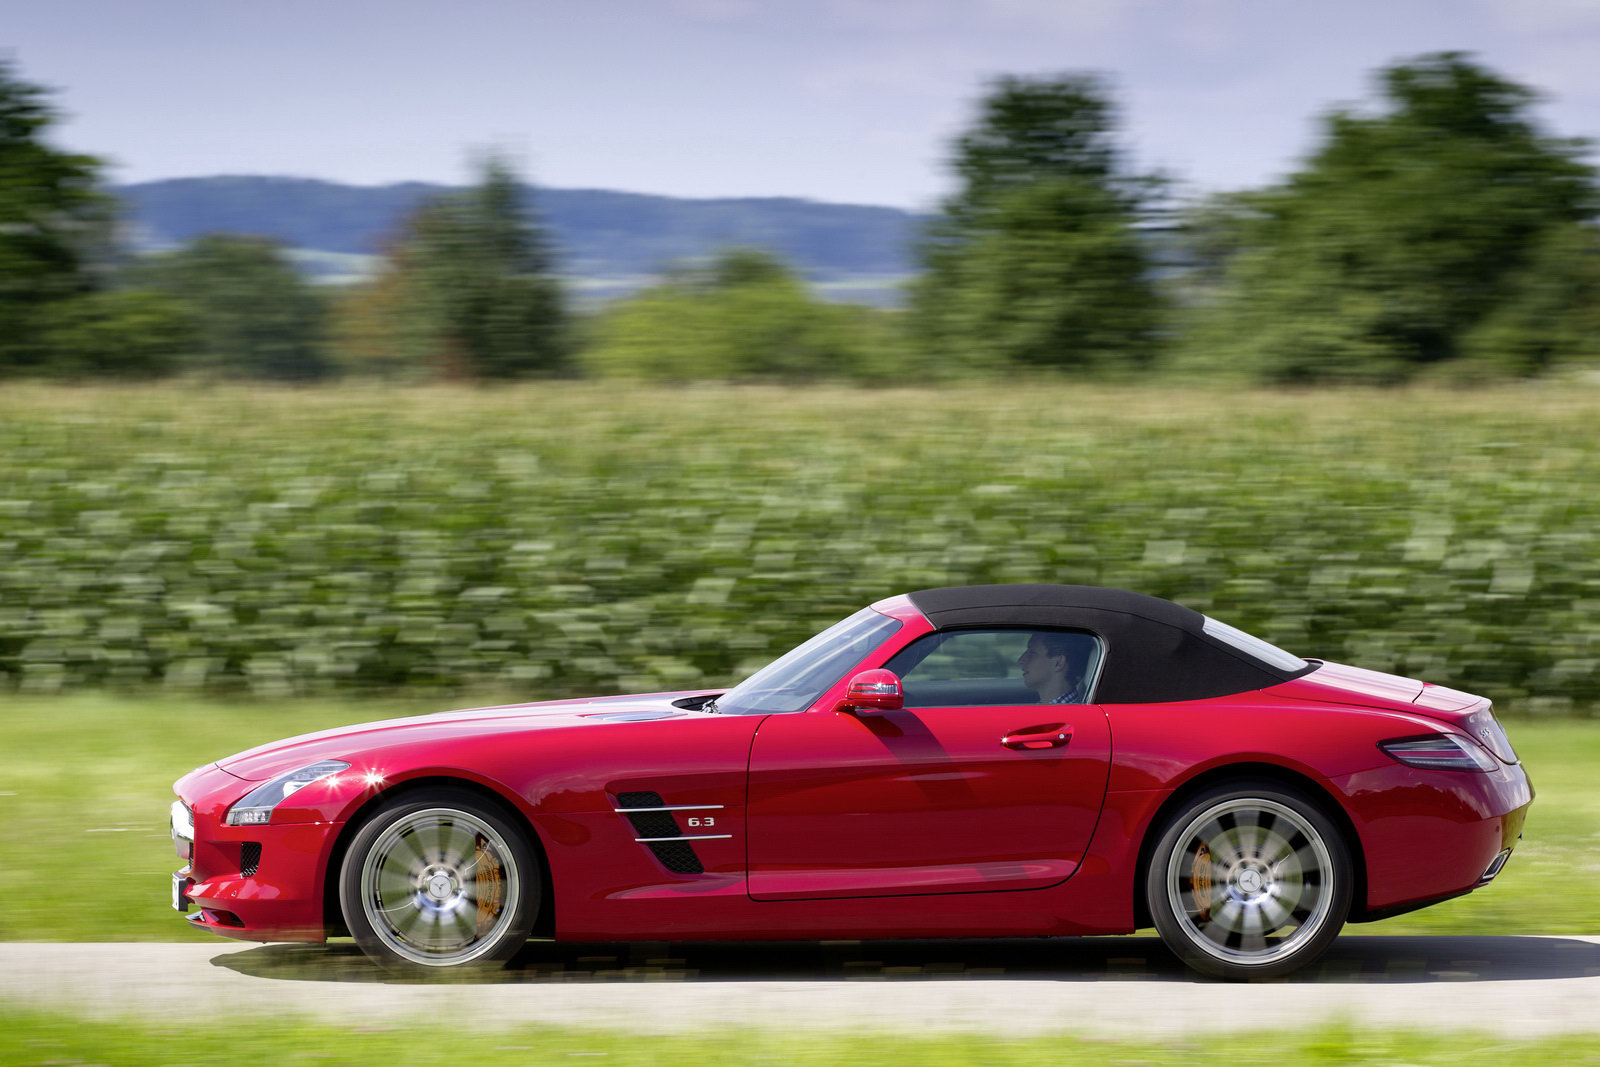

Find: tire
[1146,780,1352,981]
[338,787,540,972]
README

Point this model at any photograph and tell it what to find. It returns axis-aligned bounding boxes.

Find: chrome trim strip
[613,804,725,813]
[1479,848,1513,882]
[633,834,732,842]
[1080,634,1107,705]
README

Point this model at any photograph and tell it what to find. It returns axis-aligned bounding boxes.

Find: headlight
[170,799,194,841]
[224,760,349,826]
[1379,733,1498,772]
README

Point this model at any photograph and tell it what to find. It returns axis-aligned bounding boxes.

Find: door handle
[1001,728,1071,750]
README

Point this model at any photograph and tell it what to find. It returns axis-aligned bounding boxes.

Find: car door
[745,628,1111,901]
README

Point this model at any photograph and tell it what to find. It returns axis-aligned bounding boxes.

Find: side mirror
[837,668,904,714]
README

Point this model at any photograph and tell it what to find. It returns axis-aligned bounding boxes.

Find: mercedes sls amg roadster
[169,585,1531,979]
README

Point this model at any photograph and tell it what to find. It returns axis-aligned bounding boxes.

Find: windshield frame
[715,607,903,716]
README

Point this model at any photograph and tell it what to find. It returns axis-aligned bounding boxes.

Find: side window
[883,629,1102,708]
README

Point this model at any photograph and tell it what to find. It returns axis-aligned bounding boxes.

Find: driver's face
[1017,635,1057,692]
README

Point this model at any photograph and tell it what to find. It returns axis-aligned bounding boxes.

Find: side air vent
[240,842,261,877]
[613,791,706,875]
[648,841,704,875]
[630,810,682,840]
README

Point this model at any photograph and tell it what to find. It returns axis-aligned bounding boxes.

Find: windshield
[716,608,902,715]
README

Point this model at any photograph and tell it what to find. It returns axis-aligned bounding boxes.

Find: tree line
[2,51,1597,385]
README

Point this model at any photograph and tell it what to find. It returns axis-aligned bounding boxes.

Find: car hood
[215,690,718,781]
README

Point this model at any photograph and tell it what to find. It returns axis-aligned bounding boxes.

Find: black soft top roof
[906,584,1311,703]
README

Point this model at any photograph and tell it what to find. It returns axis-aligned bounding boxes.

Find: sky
[6,0,1599,210]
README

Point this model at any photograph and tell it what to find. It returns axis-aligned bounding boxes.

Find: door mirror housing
[837,668,904,714]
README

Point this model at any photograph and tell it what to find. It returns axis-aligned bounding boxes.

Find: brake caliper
[474,838,504,936]
[1191,841,1213,923]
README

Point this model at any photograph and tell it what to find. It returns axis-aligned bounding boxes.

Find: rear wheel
[339,788,539,972]
[1146,781,1352,980]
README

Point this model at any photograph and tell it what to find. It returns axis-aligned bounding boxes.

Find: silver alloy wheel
[358,806,522,967]
[1164,796,1335,968]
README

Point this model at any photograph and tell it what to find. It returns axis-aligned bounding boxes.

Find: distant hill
[115,177,926,292]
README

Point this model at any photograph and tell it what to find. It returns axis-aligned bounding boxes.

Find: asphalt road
[4,936,1599,1036]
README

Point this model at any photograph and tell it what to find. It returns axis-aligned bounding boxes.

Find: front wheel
[339,788,539,972]
[1146,781,1352,980]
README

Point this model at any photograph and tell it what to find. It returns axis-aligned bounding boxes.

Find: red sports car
[170,585,1531,979]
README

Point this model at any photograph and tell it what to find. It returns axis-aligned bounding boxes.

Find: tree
[911,74,1163,373]
[132,234,330,380]
[1456,222,1600,378]
[1181,53,1597,383]
[34,288,192,378]
[0,58,110,373]
[327,268,428,380]
[384,156,567,379]
[582,248,911,382]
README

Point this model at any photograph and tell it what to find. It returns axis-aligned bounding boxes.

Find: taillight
[1380,733,1499,772]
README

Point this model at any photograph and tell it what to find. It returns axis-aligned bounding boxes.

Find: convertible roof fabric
[906,584,1313,703]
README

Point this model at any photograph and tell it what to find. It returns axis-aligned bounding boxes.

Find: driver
[1017,632,1086,704]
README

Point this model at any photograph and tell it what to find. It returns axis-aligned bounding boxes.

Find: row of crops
[2,383,1596,713]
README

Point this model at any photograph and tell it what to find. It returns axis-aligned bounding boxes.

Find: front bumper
[172,764,342,942]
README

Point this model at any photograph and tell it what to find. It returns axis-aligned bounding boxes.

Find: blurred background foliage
[1,384,1597,712]
[1175,54,1600,384]
[911,73,1164,376]
[125,235,329,381]
[364,157,569,380]
[4,51,1598,386]
[0,57,113,375]
[582,248,915,382]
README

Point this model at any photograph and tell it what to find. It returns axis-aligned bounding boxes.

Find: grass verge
[3,1009,1599,1067]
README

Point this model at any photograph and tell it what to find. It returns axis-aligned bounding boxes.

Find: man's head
[1018,631,1077,701]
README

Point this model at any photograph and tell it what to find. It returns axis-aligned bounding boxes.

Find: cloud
[1505,38,1600,112]
[1480,0,1600,32]
[802,41,993,101]
[668,0,765,23]
[669,0,1157,35]
[977,0,1146,33]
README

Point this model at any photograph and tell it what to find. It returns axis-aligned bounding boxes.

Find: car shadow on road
[213,934,1600,986]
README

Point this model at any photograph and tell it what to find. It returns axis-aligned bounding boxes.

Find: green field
[0,696,1592,943]
[3,382,1600,708]
[5,1009,1599,1067]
